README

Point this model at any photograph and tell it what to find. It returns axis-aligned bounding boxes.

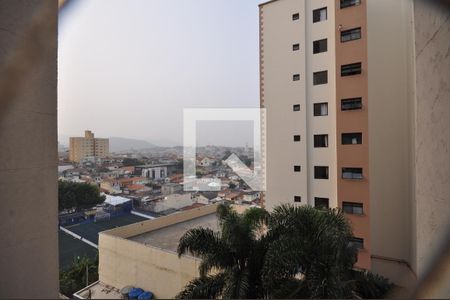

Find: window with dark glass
[293,74,300,81]
[314,166,329,179]
[292,13,300,20]
[314,102,328,116]
[342,167,363,179]
[342,98,362,110]
[342,133,362,145]
[341,62,362,76]
[315,197,329,209]
[349,237,364,250]
[340,0,361,9]
[293,43,300,51]
[343,202,363,215]
[294,196,302,202]
[314,134,328,148]
[313,70,328,85]
[293,104,301,111]
[313,39,327,54]
[313,7,327,23]
[341,27,361,42]
[294,165,301,172]
[294,135,301,142]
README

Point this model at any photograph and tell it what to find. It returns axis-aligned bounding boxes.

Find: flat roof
[128,213,219,253]
[74,281,121,299]
[259,0,282,7]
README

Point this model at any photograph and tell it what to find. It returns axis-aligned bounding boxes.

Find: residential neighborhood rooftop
[128,213,219,253]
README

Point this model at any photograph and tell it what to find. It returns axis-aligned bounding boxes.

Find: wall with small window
[314,134,328,148]
[313,71,328,85]
[343,202,363,215]
[342,168,363,179]
[313,39,327,54]
[342,133,362,145]
[341,63,362,76]
[314,166,329,179]
[314,197,329,209]
[312,7,327,23]
[313,102,328,116]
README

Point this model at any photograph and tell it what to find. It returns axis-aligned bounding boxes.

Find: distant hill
[109,137,156,152]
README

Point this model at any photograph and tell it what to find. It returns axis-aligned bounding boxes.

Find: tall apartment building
[260,0,449,290]
[69,130,109,163]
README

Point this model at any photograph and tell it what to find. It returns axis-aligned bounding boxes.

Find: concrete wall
[366,0,416,287]
[98,204,218,298]
[412,0,450,280]
[0,0,58,298]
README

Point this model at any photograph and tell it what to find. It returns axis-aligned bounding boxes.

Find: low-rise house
[100,179,122,195]
[161,183,183,195]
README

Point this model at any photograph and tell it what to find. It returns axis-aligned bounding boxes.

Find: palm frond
[177,227,227,258]
[176,273,226,299]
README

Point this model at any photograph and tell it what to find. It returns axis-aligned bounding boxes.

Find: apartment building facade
[259,0,430,286]
[69,130,109,163]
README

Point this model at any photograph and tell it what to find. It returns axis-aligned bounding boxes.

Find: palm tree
[177,203,392,299]
[176,204,269,299]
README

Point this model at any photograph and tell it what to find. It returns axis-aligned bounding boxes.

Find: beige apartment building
[69,130,109,163]
[260,0,449,291]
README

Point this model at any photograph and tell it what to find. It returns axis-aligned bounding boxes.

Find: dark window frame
[341,98,363,111]
[313,102,328,116]
[313,38,328,54]
[294,165,301,172]
[293,74,300,81]
[340,0,362,9]
[294,196,302,202]
[314,134,329,148]
[350,237,364,250]
[343,202,364,215]
[342,132,363,145]
[341,62,362,76]
[292,13,300,21]
[312,7,327,23]
[293,104,301,111]
[293,43,300,51]
[342,167,364,179]
[314,197,329,209]
[341,27,362,42]
[293,135,301,142]
[313,70,328,85]
[314,166,329,179]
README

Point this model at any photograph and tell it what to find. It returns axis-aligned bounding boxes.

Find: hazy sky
[58,0,263,147]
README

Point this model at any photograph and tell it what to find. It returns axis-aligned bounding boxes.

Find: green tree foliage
[122,158,144,166]
[60,255,99,297]
[58,181,105,211]
[176,204,393,299]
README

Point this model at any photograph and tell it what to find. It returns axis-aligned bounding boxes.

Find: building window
[341,27,361,42]
[293,104,301,111]
[293,74,300,81]
[314,134,329,148]
[315,197,329,209]
[314,102,328,116]
[342,133,363,145]
[350,237,364,250]
[293,43,300,51]
[341,62,362,76]
[342,98,362,111]
[313,71,328,85]
[342,167,363,179]
[314,166,329,179]
[313,39,327,54]
[294,165,301,172]
[340,0,361,9]
[292,13,300,21]
[293,135,301,142]
[343,202,363,215]
[294,196,302,202]
[313,7,327,23]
